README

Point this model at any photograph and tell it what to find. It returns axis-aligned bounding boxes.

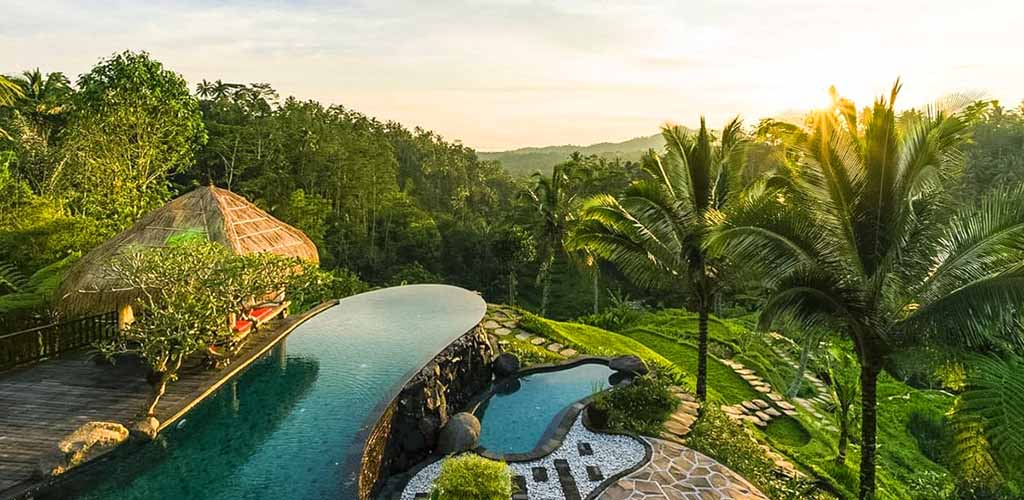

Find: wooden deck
[0,301,336,498]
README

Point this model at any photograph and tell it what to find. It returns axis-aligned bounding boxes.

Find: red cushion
[233,319,253,332]
[250,306,274,321]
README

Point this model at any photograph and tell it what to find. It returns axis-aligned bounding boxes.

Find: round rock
[609,355,649,376]
[492,353,521,378]
[437,413,480,454]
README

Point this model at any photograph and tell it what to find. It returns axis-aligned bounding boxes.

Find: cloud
[2,0,1022,150]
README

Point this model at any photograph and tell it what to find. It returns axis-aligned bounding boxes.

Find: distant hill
[479,133,666,177]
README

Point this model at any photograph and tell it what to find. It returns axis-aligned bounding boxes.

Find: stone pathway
[483,305,581,359]
[661,388,700,441]
[597,438,768,500]
[716,357,807,478]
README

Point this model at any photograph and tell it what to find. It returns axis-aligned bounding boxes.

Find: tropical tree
[60,51,207,226]
[825,346,860,465]
[709,82,1024,498]
[570,117,747,400]
[522,158,585,316]
[6,69,73,193]
[0,74,25,139]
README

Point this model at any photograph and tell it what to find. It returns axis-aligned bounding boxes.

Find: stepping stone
[765,407,782,417]
[721,405,744,416]
[736,368,755,375]
[741,373,760,381]
[678,401,700,412]
[554,459,582,500]
[671,413,696,427]
[515,332,532,341]
[483,320,501,329]
[547,343,564,352]
[578,442,593,456]
[503,321,519,329]
[768,392,785,402]
[512,475,528,500]
[494,327,512,336]
[560,348,578,357]
[586,465,604,481]
[752,399,770,409]
[755,410,772,422]
[783,409,799,417]
[665,419,691,436]
[532,467,549,482]
[755,385,772,393]
[741,401,760,412]
[530,337,546,346]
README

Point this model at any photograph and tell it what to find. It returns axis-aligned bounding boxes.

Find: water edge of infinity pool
[473,361,616,456]
[38,284,486,500]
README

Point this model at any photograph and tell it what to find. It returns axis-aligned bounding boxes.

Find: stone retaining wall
[359,324,495,499]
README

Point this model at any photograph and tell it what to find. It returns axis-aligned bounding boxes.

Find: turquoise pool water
[52,285,485,500]
[474,362,614,454]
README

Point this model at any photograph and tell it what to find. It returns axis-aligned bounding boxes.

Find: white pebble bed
[400,416,647,500]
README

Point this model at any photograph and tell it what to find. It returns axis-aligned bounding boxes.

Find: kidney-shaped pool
[48,284,485,500]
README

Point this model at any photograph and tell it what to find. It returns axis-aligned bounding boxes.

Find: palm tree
[570,117,747,400]
[522,158,585,316]
[825,346,860,465]
[710,82,1024,498]
[0,75,25,139]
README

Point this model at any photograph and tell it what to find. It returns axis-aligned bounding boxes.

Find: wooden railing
[0,311,119,371]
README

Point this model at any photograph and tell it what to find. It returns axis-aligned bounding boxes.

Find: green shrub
[907,409,953,465]
[576,304,645,332]
[430,454,512,500]
[590,371,679,436]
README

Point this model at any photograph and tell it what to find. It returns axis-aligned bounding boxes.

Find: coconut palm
[569,117,746,400]
[825,346,860,465]
[0,75,25,139]
[522,158,585,316]
[709,82,1024,498]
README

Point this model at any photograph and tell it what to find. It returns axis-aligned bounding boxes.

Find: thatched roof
[57,186,319,317]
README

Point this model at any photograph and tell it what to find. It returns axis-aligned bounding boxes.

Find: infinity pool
[50,285,485,500]
[474,362,614,455]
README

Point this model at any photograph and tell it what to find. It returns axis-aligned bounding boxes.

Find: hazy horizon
[4,0,1023,151]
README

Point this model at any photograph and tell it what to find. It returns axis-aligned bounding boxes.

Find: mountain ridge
[478,133,666,177]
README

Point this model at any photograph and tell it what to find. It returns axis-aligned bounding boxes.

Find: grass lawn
[620,329,760,404]
[518,312,680,374]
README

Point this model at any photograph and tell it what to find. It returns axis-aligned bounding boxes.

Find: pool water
[474,362,614,455]
[53,285,485,500]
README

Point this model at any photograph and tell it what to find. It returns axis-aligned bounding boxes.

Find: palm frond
[960,354,1024,472]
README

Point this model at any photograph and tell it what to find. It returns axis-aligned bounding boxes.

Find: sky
[3,0,1022,151]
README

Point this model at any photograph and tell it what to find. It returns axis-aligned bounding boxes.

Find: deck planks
[0,301,334,498]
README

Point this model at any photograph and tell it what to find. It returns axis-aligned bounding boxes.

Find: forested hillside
[478,133,665,177]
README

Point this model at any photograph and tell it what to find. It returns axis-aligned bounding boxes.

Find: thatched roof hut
[57,186,319,318]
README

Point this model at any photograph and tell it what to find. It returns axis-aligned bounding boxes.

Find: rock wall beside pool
[359,323,495,499]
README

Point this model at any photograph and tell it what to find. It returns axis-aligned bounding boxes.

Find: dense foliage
[590,371,680,435]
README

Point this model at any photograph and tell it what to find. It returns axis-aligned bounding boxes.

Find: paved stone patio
[597,438,768,500]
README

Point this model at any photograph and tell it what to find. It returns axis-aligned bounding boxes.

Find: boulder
[492,353,521,378]
[437,412,481,454]
[36,422,129,477]
[609,355,648,376]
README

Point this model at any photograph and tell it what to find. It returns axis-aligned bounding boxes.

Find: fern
[0,260,28,294]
